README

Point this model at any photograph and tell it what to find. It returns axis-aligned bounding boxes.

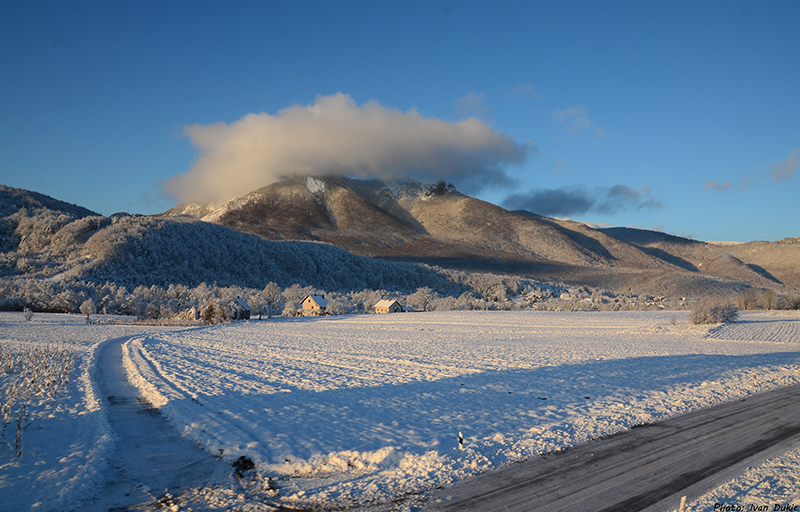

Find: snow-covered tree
[257,282,283,319]
[79,298,96,322]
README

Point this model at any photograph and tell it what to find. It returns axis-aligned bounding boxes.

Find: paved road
[426,384,800,512]
[84,337,230,511]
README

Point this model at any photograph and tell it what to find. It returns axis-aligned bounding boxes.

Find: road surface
[83,337,231,511]
[426,383,800,512]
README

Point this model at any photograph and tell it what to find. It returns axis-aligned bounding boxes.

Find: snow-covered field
[0,314,187,511]
[2,310,800,511]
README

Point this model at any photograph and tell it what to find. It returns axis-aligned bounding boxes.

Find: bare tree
[760,290,777,310]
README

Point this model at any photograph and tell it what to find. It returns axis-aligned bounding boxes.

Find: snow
[201,192,264,223]
[305,176,326,196]
[2,310,800,510]
[0,313,187,511]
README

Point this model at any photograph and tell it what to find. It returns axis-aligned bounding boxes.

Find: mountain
[3,180,798,303]
[598,227,800,289]
[164,176,800,295]
[0,184,465,295]
[164,176,673,272]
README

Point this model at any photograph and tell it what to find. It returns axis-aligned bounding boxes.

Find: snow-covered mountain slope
[600,226,800,289]
[164,176,676,271]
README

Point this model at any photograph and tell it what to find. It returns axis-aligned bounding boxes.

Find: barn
[232,296,252,320]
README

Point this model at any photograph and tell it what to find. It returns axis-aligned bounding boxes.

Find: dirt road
[426,383,800,512]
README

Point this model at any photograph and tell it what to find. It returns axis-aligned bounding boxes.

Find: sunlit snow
[2,310,800,510]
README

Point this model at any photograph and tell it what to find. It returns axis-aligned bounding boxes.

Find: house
[301,294,328,316]
[374,299,403,314]
[232,296,252,320]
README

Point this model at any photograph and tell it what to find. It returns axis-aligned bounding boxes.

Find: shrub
[690,299,738,324]
[736,289,759,310]
[760,290,777,310]
[778,294,800,310]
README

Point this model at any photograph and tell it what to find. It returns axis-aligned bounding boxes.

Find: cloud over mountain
[502,184,664,217]
[163,93,529,205]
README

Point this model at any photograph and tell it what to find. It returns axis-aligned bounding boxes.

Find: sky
[1,1,799,243]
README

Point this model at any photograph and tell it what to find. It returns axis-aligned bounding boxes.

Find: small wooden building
[374,299,403,314]
[301,294,328,316]
[233,296,252,320]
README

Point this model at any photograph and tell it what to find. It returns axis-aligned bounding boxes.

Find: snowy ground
[0,314,187,511]
[2,310,800,511]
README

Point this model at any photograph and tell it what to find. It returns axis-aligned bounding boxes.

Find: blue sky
[1,1,798,242]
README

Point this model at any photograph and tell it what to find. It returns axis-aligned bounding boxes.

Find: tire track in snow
[84,337,233,511]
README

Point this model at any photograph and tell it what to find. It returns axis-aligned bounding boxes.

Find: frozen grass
[0,312,187,511]
[1,343,75,457]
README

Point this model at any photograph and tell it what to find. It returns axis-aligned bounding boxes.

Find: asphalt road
[84,337,230,511]
[426,384,800,512]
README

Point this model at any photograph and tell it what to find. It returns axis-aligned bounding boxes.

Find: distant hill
[0,185,99,254]
[77,215,463,292]
[598,226,800,289]
[0,184,465,295]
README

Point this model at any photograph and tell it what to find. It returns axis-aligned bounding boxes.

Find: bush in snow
[736,288,759,311]
[202,302,228,324]
[778,294,800,310]
[760,289,777,310]
[690,299,738,324]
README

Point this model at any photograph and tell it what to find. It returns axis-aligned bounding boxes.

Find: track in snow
[84,337,233,511]
[706,316,800,343]
[426,383,800,512]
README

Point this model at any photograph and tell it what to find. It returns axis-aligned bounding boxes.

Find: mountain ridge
[162,175,800,292]
[2,180,798,298]
[164,176,677,273]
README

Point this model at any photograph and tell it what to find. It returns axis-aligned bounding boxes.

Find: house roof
[303,294,328,307]
[375,299,401,308]
[234,296,252,311]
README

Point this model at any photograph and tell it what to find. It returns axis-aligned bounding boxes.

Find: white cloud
[163,93,529,204]
[551,105,591,134]
[455,91,489,117]
[512,83,538,100]
[703,148,799,193]
[703,179,733,192]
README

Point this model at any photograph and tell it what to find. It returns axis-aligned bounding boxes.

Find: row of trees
[5,271,800,324]
[736,288,800,311]
[0,273,564,322]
